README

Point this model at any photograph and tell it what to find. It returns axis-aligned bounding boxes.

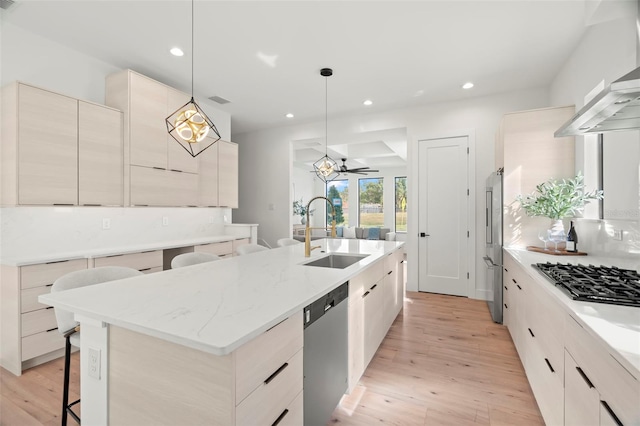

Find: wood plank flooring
[330,292,544,425]
[0,292,543,425]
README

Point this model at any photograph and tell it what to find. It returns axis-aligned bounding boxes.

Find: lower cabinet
[93,250,163,274]
[504,251,640,426]
[195,241,233,258]
[108,311,303,425]
[1,259,88,376]
[348,248,404,391]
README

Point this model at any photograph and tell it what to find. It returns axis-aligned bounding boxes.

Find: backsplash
[0,207,232,260]
[574,218,639,262]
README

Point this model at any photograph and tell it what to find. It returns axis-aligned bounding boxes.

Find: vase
[547,219,565,251]
[300,216,306,225]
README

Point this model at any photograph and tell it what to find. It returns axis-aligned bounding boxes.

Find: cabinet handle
[504,285,507,290]
[139,268,152,272]
[370,284,377,290]
[46,284,53,287]
[46,327,58,333]
[82,204,102,206]
[528,328,534,337]
[576,366,594,389]
[170,169,183,173]
[387,271,393,275]
[504,303,508,309]
[272,409,289,426]
[504,268,509,272]
[516,284,522,290]
[53,204,74,206]
[46,306,54,310]
[45,260,69,264]
[152,167,166,170]
[600,401,623,426]
[264,362,288,385]
[512,278,517,284]
[544,358,554,373]
[362,291,370,298]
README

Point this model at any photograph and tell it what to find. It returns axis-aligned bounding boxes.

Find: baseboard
[474,289,491,301]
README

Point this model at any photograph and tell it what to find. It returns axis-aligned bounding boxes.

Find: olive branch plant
[516,173,603,220]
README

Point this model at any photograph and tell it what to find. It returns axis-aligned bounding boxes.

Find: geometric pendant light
[166,0,220,158]
[312,68,340,183]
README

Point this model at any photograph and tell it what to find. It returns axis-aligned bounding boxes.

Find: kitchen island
[40,238,404,425]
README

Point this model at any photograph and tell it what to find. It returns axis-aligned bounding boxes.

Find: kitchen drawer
[22,308,57,337]
[141,266,162,274]
[565,314,640,425]
[525,335,564,426]
[349,259,384,299]
[232,238,250,252]
[20,259,87,289]
[22,329,64,361]
[235,311,303,404]
[195,241,233,257]
[94,250,162,271]
[21,286,52,313]
[272,389,303,426]
[235,349,303,426]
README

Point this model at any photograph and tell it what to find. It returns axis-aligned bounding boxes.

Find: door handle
[419,232,430,237]
[483,256,496,267]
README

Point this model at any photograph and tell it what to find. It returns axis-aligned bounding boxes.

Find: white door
[418,136,469,296]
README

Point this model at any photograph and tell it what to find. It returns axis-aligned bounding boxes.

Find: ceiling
[2,0,590,139]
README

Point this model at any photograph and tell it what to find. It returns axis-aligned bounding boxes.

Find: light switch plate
[162,216,169,226]
[102,218,111,230]
[613,229,623,241]
[88,348,101,380]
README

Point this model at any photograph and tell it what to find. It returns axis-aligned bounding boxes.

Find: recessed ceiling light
[170,47,184,57]
[363,99,373,106]
[462,82,474,89]
[286,113,294,118]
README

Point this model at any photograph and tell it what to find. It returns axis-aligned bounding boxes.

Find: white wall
[0,21,237,260]
[549,9,638,259]
[234,87,550,297]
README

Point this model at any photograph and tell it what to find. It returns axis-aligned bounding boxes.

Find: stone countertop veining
[0,235,252,267]
[504,247,640,379]
[40,239,404,356]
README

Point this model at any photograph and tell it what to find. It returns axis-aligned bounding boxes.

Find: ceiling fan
[338,158,379,175]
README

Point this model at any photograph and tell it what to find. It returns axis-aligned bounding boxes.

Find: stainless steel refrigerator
[484,169,503,323]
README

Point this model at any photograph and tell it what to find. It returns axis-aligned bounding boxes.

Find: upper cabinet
[1,82,123,206]
[106,69,236,208]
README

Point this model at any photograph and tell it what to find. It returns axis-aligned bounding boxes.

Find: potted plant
[517,173,603,248]
[293,199,314,224]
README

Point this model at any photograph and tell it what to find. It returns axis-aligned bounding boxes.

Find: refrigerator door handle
[483,256,496,268]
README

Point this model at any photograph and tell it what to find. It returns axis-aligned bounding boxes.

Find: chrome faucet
[305,196,337,257]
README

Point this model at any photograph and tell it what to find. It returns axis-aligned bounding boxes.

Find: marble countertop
[40,239,404,356]
[0,234,252,267]
[504,247,640,379]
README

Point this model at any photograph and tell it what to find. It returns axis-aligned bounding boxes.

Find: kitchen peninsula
[40,238,405,425]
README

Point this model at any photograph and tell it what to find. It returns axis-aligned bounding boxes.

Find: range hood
[555,66,640,137]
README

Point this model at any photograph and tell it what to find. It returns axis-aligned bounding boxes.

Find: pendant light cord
[191,0,194,97]
[325,75,328,156]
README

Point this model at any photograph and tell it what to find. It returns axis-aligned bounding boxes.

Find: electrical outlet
[162,216,169,226]
[209,216,215,224]
[102,218,111,230]
[88,348,101,380]
[613,229,623,241]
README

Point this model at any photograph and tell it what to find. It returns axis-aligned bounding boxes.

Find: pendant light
[313,68,340,183]
[166,0,220,158]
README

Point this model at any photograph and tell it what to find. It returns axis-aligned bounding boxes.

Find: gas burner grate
[533,262,640,307]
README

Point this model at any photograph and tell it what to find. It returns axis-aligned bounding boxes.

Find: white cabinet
[347,249,403,391]
[1,259,88,376]
[565,349,600,426]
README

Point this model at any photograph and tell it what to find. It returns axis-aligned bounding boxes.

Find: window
[326,180,348,226]
[358,178,383,228]
[395,177,407,232]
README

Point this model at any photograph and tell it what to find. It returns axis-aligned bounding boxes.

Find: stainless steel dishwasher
[303,281,349,426]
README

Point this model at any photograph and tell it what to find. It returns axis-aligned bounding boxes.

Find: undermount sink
[302,254,369,269]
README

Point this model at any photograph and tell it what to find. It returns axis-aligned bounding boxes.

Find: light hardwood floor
[0,292,543,425]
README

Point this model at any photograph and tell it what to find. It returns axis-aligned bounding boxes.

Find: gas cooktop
[533,262,640,307]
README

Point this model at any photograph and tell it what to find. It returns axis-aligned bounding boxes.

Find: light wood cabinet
[1,259,88,375]
[93,250,163,273]
[1,82,124,207]
[218,140,239,208]
[500,106,575,247]
[108,311,303,425]
[195,241,233,257]
[199,139,219,206]
[128,72,167,169]
[565,349,600,426]
[78,101,124,206]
